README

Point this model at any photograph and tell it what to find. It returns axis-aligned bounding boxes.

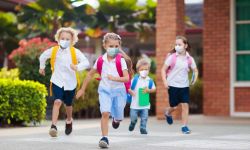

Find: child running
[161,35,198,134]
[128,58,156,134]
[39,27,90,137]
[75,32,133,148]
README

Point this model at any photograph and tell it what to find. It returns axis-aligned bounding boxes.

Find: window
[235,0,250,81]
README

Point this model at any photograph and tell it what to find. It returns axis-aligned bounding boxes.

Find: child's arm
[107,69,129,82]
[76,68,97,99]
[71,49,90,71]
[191,68,199,85]
[128,89,136,96]
[39,48,52,76]
[161,64,169,89]
[144,87,156,93]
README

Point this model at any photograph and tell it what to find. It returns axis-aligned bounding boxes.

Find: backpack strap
[131,74,140,90]
[50,46,59,72]
[70,47,80,90]
[115,53,123,77]
[49,46,59,96]
[166,53,177,75]
[148,78,154,89]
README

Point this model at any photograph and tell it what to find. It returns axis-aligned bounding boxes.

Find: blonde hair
[102,32,122,44]
[136,58,151,71]
[54,27,79,45]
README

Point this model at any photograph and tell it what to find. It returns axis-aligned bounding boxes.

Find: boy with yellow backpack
[39,27,90,137]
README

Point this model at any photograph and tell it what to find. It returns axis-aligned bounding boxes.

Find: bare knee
[102,112,110,119]
[54,100,62,107]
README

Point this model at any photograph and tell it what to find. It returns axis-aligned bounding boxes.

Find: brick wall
[156,0,185,119]
[203,0,230,116]
[235,88,250,112]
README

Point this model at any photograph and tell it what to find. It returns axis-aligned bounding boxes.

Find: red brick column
[203,0,230,116]
[156,0,185,119]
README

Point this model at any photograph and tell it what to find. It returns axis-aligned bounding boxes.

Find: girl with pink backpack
[161,36,198,134]
[74,33,133,148]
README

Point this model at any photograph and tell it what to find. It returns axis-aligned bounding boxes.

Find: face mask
[175,45,185,53]
[107,48,119,57]
[59,40,70,49]
[139,70,149,78]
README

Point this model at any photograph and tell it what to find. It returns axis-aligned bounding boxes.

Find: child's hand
[130,90,136,96]
[107,74,115,81]
[143,87,150,93]
[70,64,77,71]
[39,69,45,76]
[76,89,85,99]
[163,80,169,89]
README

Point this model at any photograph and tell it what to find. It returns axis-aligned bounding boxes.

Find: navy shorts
[168,86,189,107]
[52,83,76,106]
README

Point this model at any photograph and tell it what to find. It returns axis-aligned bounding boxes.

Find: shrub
[189,78,203,114]
[0,68,19,79]
[0,79,47,125]
[8,37,56,85]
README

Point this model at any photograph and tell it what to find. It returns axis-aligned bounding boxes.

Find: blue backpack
[127,74,154,103]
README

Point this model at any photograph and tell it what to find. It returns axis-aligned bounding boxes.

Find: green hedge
[0,68,19,80]
[0,79,47,125]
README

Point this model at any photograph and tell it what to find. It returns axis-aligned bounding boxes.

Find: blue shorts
[98,86,127,121]
[168,86,189,107]
[52,83,76,106]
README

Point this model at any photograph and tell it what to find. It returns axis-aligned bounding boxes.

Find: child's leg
[129,109,138,131]
[130,109,138,124]
[65,106,73,122]
[139,109,148,130]
[165,107,177,116]
[101,112,110,136]
[52,99,62,125]
[181,103,189,125]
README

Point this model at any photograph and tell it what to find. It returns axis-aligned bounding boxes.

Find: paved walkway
[0,115,250,150]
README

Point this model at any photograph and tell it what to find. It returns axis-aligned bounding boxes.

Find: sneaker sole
[49,129,58,137]
[99,141,108,148]
[182,131,191,134]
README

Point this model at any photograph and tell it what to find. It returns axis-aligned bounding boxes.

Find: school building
[156,0,250,119]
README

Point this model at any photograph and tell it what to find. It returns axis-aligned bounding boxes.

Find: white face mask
[139,70,149,78]
[59,40,70,49]
[175,45,185,53]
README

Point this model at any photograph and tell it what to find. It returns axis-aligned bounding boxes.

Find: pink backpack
[96,53,131,93]
[166,52,193,75]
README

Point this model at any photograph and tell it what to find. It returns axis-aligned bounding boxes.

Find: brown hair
[103,32,134,76]
[169,35,191,54]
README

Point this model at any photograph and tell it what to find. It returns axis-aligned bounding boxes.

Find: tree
[0,11,19,67]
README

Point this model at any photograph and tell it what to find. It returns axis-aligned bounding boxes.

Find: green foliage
[0,68,19,80]
[73,71,99,113]
[0,11,19,54]
[0,79,47,125]
[9,37,56,85]
[189,78,203,113]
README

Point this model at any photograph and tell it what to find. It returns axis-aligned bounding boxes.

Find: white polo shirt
[39,47,90,90]
[93,53,128,89]
[164,52,197,88]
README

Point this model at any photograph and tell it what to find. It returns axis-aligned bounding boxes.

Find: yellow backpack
[49,46,80,96]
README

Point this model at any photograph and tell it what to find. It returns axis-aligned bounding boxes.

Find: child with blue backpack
[75,33,133,148]
[161,36,198,134]
[128,58,156,134]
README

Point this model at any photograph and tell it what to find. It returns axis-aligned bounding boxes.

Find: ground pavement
[0,115,250,150]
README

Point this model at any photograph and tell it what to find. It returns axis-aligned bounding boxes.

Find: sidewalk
[0,115,249,150]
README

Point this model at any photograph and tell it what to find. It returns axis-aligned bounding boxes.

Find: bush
[0,79,47,125]
[189,78,203,114]
[0,68,19,79]
[9,37,56,85]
